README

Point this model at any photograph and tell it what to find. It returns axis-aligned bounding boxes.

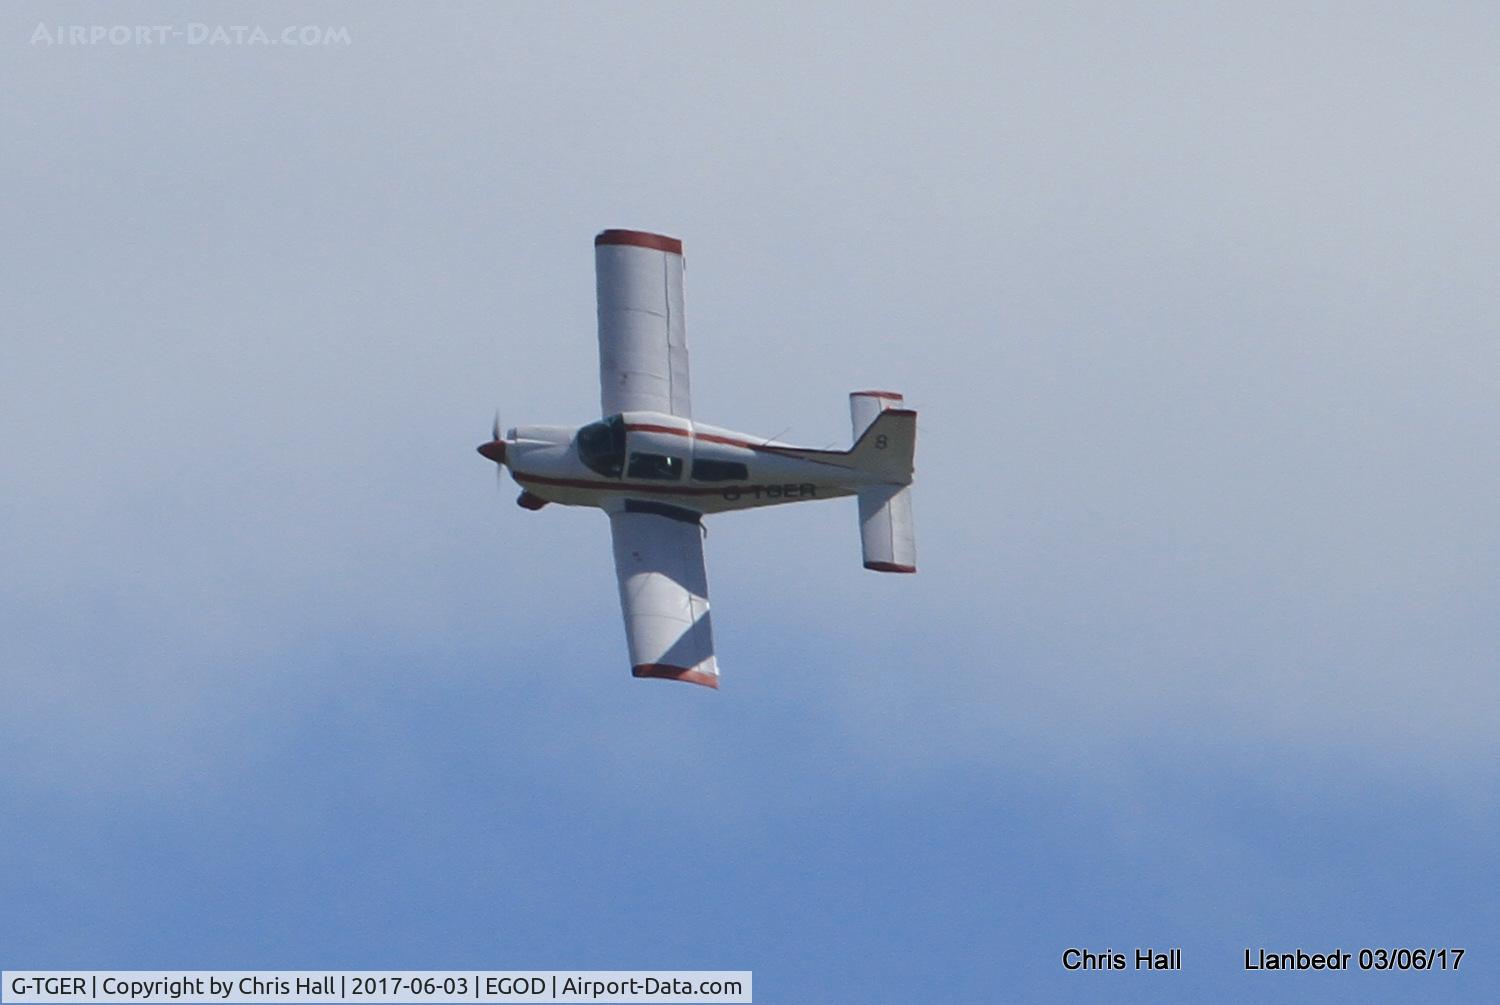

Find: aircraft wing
[594,229,692,418]
[609,505,718,688]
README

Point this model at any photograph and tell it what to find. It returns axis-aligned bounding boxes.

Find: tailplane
[848,391,917,573]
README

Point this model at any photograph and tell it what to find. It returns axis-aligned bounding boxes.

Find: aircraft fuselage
[496,410,884,516]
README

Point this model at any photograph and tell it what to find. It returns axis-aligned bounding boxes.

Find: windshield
[576,415,625,478]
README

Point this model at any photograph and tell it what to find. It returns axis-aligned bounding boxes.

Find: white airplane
[478,229,916,689]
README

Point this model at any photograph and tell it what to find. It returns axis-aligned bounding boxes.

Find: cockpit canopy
[576,414,626,478]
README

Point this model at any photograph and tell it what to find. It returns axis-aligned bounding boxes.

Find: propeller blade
[478,410,506,466]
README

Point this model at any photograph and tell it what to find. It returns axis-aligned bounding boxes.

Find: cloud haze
[3,3,1496,1000]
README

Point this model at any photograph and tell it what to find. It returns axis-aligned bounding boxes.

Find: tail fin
[848,391,916,573]
[847,395,916,483]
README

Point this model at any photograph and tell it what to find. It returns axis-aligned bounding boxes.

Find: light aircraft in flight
[478,229,916,688]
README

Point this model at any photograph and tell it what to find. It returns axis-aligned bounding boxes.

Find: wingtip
[632,663,719,689]
[595,229,683,255]
[864,561,917,574]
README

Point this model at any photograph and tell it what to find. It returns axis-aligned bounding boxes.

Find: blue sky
[3,3,1496,1001]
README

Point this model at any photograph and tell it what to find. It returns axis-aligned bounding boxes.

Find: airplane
[477,228,916,689]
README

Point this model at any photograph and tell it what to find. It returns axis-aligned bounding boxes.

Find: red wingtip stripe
[632,664,719,689]
[865,561,917,574]
[851,390,904,400]
[595,229,683,255]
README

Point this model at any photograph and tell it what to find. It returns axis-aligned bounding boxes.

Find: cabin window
[691,459,748,482]
[576,415,625,478]
[627,452,683,480]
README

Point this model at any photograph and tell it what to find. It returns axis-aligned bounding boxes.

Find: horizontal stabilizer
[858,484,916,572]
[849,391,915,571]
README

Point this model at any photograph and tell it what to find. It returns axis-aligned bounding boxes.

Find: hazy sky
[3,3,1497,1001]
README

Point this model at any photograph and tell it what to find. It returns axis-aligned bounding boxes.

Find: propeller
[477,411,507,471]
[478,412,546,509]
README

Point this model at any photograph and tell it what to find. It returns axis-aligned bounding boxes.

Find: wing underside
[595,229,692,418]
[609,508,718,688]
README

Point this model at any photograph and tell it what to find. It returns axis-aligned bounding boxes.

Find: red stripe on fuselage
[624,423,694,438]
[515,472,806,498]
[622,423,854,467]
